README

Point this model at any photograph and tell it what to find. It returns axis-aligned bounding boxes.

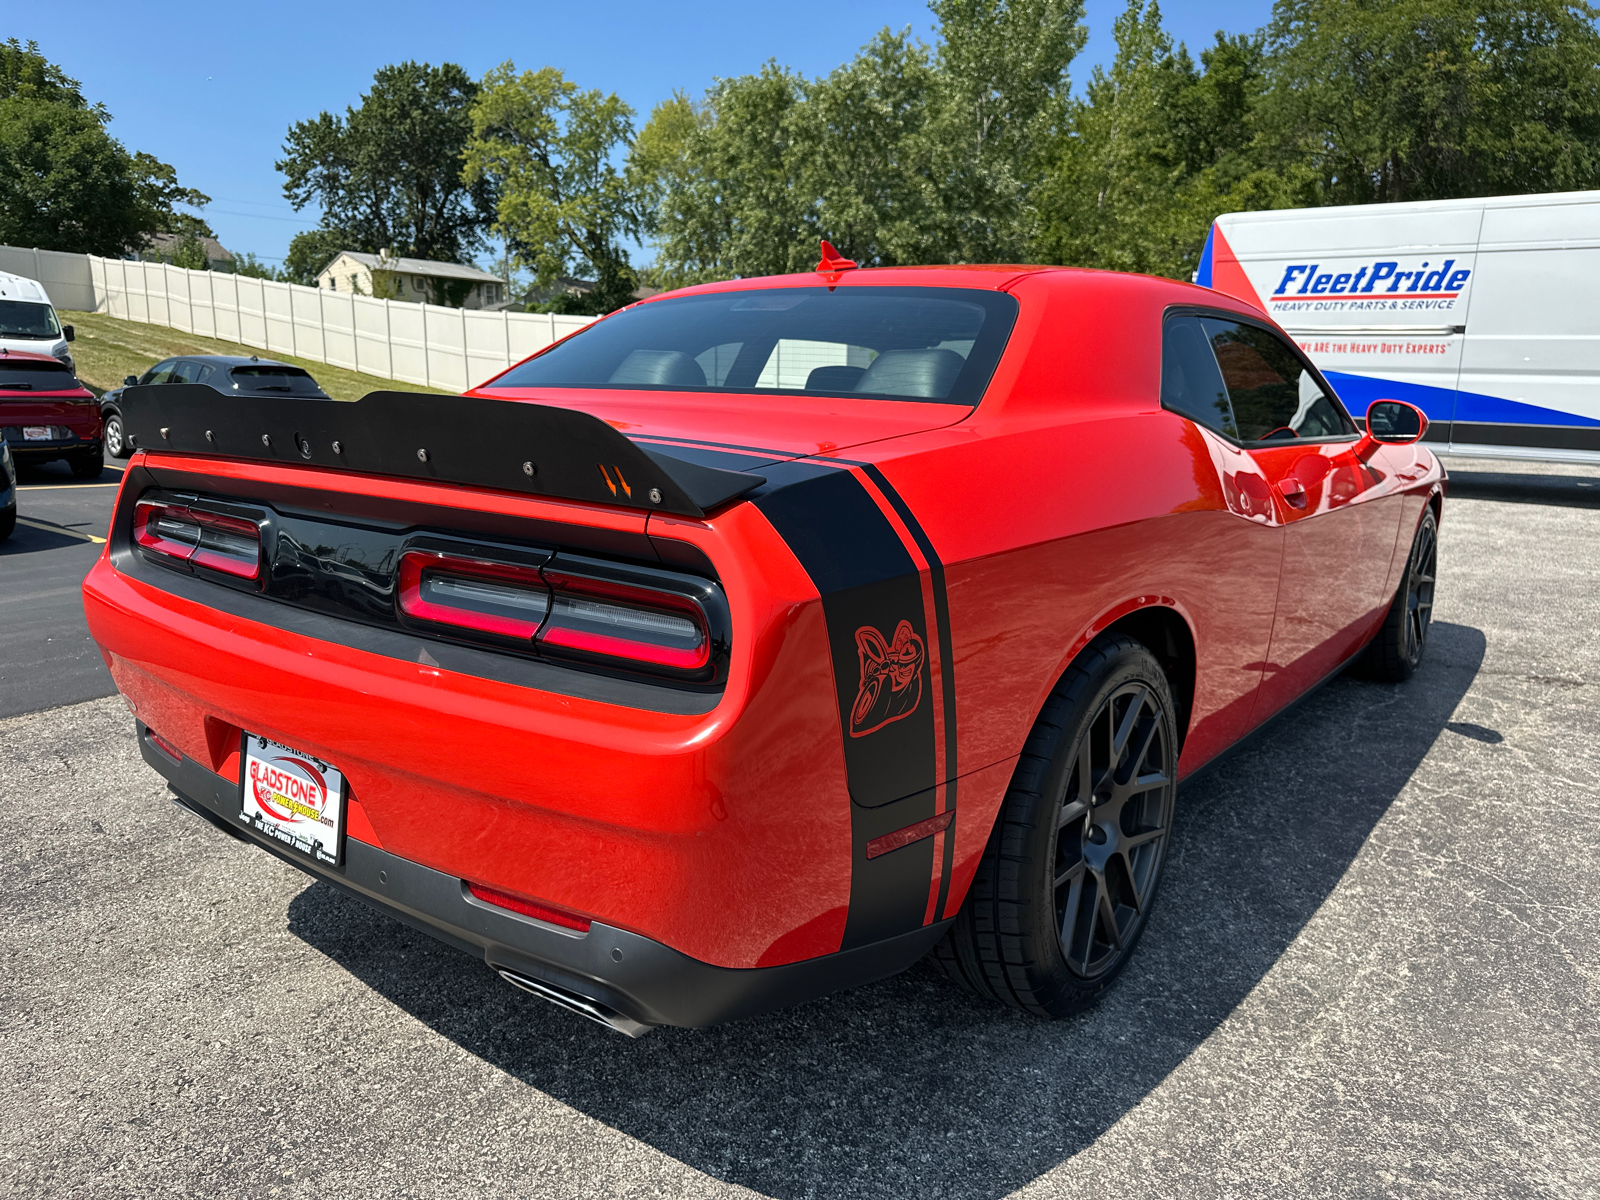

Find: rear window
[0,360,82,392]
[489,286,1020,405]
[228,365,328,397]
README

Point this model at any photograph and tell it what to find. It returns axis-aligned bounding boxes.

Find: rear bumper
[143,725,950,1030]
[7,433,99,460]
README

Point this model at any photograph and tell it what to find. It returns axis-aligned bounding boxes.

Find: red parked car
[1,350,104,478]
[81,252,1443,1035]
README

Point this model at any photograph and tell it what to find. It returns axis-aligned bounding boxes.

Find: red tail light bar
[133,497,261,580]
[397,544,726,683]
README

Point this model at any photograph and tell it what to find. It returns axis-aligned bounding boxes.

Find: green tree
[281,227,354,286]
[639,65,808,285]
[1036,1,1299,279]
[0,42,210,256]
[465,63,643,314]
[1260,0,1600,203]
[1,38,104,115]
[278,61,494,266]
[232,252,282,280]
[927,0,1088,260]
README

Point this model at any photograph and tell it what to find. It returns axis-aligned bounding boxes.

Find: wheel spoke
[1057,796,1089,831]
[1130,769,1169,794]
[1123,826,1166,850]
[1060,873,1090,970]
[1127,715,1160,779]
[1096,883,1124,950]
[1054,858,1085,891]
[1111,686,1146,758]
[1116,852,1144,913]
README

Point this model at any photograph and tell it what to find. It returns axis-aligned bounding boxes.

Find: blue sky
[11,0,1273,266]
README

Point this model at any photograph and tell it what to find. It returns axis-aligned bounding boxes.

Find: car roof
[661,263,1059,301]
[169,355,299,369]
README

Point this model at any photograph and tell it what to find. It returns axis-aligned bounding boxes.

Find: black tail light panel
[119,484,730,691]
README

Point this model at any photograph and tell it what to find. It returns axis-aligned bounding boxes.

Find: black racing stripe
[754,465,940,950]
[860,464,960,922]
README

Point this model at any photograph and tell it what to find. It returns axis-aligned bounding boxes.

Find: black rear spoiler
[118,385,765,518]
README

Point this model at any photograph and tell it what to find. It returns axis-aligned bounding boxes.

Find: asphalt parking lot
[1,459,1596,1198]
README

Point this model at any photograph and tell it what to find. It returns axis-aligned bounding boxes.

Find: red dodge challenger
[82,251,1443,1035]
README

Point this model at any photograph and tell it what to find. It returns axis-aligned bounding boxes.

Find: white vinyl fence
[0,244,592,393]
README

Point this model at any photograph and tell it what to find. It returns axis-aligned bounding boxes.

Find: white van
[1198,190,1600,463]
[0,271,76,372]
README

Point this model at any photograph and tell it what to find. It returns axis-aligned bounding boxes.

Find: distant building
[141,232,236,272]
[317,251,510,309]
[526,276,661,307]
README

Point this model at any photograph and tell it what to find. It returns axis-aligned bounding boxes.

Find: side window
[172,361,205,384]
[1200,319,1354,443]
[1161,316,1237,438]
[193,364,215,384]
[141,359,177,385]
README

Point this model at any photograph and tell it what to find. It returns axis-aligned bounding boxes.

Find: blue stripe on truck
[1323,371,1600,428]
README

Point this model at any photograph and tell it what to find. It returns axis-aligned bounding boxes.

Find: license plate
[241,734,346,865]
[22,426,51,441]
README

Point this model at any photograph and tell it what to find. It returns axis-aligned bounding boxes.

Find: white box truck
[1198,190,1600,464]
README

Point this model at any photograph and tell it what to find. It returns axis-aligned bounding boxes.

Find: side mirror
[1359,399,1428,453]
[123,375,139,387]
[62,325,75,342]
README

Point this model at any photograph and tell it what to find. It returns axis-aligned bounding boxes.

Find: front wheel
[932,633,1179,1017]
[1359,508,1438,682]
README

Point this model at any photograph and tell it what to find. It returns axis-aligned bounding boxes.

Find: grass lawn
[59,310,452,403]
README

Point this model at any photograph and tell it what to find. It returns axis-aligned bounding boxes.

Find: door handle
[1276,477,1307,508]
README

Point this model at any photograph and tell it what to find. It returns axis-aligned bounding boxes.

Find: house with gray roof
[317,250,511,309]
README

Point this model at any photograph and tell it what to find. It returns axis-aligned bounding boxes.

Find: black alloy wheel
[104,411,127,459]
[1359,507,1438,682]
[932,633,1179,1016]
[1054,681,1174,981]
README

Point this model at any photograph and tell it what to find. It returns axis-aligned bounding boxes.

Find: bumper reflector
[467,882,592,932]
[865,810,954,860]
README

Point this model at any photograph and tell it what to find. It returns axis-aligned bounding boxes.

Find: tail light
[133,497,261,580]
[540,571,710,672]
[398,551,549,641]
[396,544,724,682]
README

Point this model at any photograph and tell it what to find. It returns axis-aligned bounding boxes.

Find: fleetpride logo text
[1271,259,1471,299]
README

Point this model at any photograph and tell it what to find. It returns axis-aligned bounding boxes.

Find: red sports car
[81,251,1443,1035]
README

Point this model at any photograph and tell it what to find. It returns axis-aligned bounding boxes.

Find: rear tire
[931,634,1178,1017]
[69,449,104,480]
[1359,508,1437,683]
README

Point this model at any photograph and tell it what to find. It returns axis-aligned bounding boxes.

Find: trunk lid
[470,386,973,466]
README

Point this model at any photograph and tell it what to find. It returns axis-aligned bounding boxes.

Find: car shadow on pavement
[287,621,1486,1200]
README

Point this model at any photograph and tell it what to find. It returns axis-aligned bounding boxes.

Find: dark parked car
[100,356,331,459]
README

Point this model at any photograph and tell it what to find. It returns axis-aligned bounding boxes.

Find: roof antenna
[815,240,857,274]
